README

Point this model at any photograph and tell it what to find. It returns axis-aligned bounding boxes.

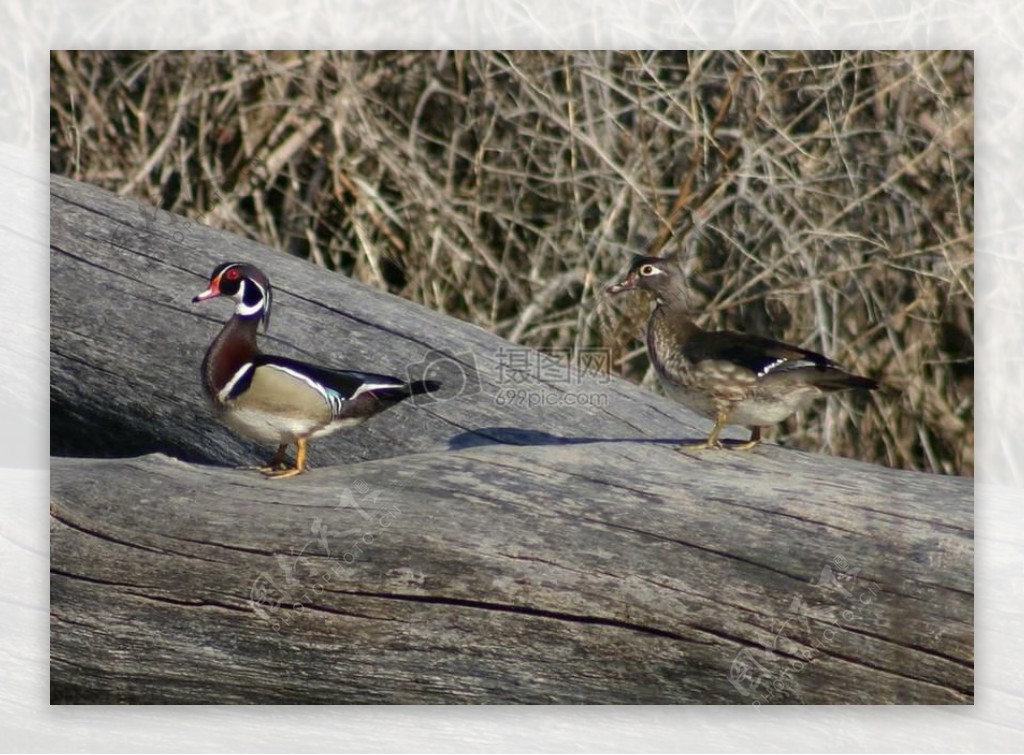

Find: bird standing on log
[606,255,878,451]
[193,262,440,478]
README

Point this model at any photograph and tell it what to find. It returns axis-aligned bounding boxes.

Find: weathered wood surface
[50,175,973,704]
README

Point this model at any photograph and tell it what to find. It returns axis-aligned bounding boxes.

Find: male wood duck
[193,262,440,478]
[607,255,878,451]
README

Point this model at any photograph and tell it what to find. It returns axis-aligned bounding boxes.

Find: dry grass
[50,50,974,475]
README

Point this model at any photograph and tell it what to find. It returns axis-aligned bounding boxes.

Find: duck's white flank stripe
[756,357,787,377]
[350,381,405,400]
[757,357,817,378]
[219,362,254,402]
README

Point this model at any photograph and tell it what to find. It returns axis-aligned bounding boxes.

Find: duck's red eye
[225,268,241,280]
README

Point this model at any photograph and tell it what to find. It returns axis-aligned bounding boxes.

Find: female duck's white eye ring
[640,264,657,276]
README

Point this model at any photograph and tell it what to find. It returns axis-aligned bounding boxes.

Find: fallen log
[49,175,972,703]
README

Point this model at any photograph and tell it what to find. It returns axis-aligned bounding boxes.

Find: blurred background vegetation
[50,50,973,475]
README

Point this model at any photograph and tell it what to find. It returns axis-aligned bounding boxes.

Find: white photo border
[3,0,1015,751]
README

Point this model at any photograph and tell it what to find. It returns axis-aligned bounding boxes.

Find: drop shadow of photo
[448,426,690,450]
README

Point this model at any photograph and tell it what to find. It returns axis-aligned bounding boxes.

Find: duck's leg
[257,443,289,472]
[726,425,761,451]
[264,437,307,479]
[676,407,729,451]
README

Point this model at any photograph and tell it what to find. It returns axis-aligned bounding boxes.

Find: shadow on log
[50,175,973,704]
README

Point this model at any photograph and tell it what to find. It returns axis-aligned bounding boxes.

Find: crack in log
[51,570,256,615]
[439,457,972,621]
[816,641,973,698]
[50,346,125,381]
[285,288,454,356]
[578,515,809,584]
[51,508,227,565]
[701,494,863,537]
[51,196,198,268]
[830,621,973,670]
[841,502,974,536]
[320,588,817,657]
[496,457,973,602]
[51,245,151,288]
[451,455,815,586]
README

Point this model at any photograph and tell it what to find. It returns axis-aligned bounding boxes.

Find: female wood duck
[607,255,878,451]
[193,262,440,478]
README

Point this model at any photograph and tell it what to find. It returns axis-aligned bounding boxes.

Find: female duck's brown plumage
[607,255,878,451]
[193,262,440,478]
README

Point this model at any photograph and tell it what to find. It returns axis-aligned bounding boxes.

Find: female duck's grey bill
[606,277,637,295]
